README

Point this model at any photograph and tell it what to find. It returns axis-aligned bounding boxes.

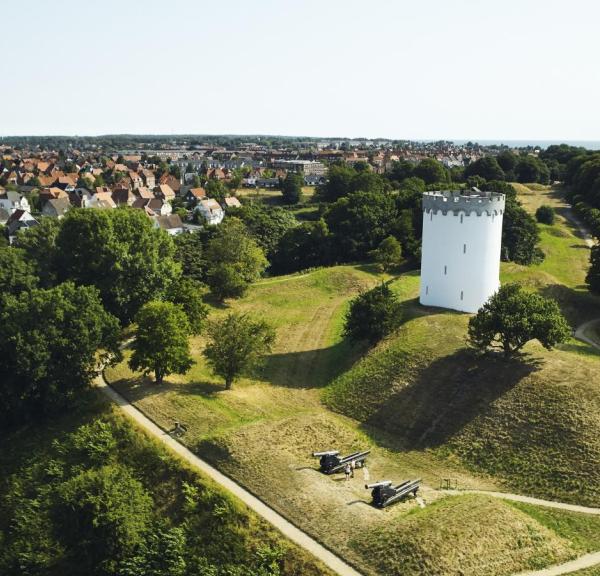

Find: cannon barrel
[312,450,339,457]
[366,480,392,489]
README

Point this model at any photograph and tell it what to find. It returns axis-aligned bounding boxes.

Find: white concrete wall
[419,208,503,313]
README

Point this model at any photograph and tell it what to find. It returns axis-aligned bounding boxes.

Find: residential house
[154,214,184,236]
[158,174,181,195]
[184,187,206,205]
[155,183,175,202]
[112,187,136,206]
[134,186,154,200]
[222,196,242,209]
[256,177,279,188]
[132,197,172,216]
[141,169,155,189]
[129,171,143,190]
[0,207,10,225]
[56,175,76,192]
[6,209,38,242]
[0,191,30,213]
[196,198,224,225]
[42,197,71,218]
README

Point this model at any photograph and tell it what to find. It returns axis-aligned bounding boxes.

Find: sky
[1,0,599,141]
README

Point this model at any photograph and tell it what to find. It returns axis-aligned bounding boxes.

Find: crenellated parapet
[422,190,505,216]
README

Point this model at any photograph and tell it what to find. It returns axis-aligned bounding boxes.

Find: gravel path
[513,551,600,576]
[95,371,363,576]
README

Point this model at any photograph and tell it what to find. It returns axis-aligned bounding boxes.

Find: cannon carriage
[366,479,421,508]
[312,449,370,474]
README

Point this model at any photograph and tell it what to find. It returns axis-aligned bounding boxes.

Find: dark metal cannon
[312,449,370,474]
[366,479,421,508]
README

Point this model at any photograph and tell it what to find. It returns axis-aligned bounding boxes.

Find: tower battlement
[423,190,505,216]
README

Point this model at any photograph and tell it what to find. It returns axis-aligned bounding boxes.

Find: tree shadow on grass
[111,375,225,403]
[262,339,368,389]
[538,283,600,327]
[361,349,542,450]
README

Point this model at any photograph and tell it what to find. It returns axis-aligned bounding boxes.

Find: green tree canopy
[169,277,208,335]
[502,200,544,265]
[13,216,61,287]
[586,245,600,295]
[129,301,194,384]
[316,163,356,202]
[55,208,180,323]
[173,229,211,282]
[0,282,120,424]
[56,464,153,574]
[280,172,303,204]
[515,155,550,184]
[344,283,403,344]
[228,203,297,258]
[496,150,518,173]
[271,219,332,274]
[468,283,570,359]
[0,246,38,295]
[413,158,447,184]
[203,312,275,389]
[464,156,505,181]
[535,205,555,225]
[205,218,268,300]
[369,236,402,272]
[324,191,398,260]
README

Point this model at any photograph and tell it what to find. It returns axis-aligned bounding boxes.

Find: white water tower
[419,188,505,313]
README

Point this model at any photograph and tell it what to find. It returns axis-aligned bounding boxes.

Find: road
[95,372,363,576]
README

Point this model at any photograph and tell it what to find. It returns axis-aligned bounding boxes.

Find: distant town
[0,135,547,242]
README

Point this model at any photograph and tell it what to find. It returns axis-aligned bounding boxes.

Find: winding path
[95,372,363,576]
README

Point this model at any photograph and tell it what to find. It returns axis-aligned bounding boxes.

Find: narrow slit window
[463,243,466,254]
[430,212,433,221]
[426,286,429,295]
[460,214,464,223]
[460,290,464,300]
[444,265,447,275]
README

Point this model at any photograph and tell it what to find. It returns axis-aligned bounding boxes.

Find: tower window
[460,290,464,300]
[460,214,464,223]
[426,285,429,295]
[430,212,433,221]
[444,265,447,275]
[463,243,466,254]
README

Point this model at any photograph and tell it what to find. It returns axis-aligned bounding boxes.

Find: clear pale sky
[1,0,599,140]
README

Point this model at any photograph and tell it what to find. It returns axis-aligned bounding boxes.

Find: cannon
[366,479,421,508]
[312,449,370,474]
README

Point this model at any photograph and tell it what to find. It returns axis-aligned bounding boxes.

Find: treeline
[0,401,321,576]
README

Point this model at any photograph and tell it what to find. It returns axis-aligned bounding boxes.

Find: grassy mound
[324,312,600,506]
[350,495,576,576]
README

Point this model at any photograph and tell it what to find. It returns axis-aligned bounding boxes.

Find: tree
[586,245,600,294]
[205,218,267,300]
[387,160,415,183]
[169,277,208,335]
[173,230,211,282]
[370,236,402,272]
[502,199,544,264]
[129,301,193,384]
[468,283,570,359]
[14,216,61,287]
[203,313,275,389]
[56,464,153,575]
[0,246,38,295]
[0,282,121,424]
[324,191,398,260]
[229,203,297,258]
[205,179,227,203]
[344,283,403,344]
[535,205,555,225]
[280,172,303,204]
[316,163,356,202]
[271,219,332,274]
[55,208,180,323]
[413,158,447,184]
[496,150,518,174]
[464,156,505,181]
[515,155,550,184]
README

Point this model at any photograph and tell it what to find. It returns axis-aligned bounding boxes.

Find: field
[104,185,600,575]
